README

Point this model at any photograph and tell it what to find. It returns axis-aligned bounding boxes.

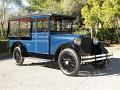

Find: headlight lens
[93,38,99,45]
[74,38,81,46]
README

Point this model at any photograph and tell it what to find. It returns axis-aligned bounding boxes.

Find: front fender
[54,43,80,60]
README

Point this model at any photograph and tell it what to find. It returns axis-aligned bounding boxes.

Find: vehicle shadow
[0,55,12,61]
[22,58,120,77]
[78,58,120,77]
[23,61,59,70]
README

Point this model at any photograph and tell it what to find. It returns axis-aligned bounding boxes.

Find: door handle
[35,35,38,37]
[32,35,38,38]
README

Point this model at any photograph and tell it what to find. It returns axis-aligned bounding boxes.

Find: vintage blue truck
[7,13,112,76]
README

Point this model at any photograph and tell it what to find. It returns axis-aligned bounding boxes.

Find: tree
[27,0,62,13]
[101,0,120,28]
[27,0,84,14]
[27,0,84,29]
[81,0,120,38]
[81,0,103,38]
[0,0,10,35]
[0,0,23,36]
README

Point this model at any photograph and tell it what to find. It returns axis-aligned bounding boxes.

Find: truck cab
[7,13,112,76]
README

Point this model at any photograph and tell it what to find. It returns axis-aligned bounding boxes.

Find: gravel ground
[0,46,120,90]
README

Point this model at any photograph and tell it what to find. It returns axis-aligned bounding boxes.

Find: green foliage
[73,23,90,35]
[101,0,120,28]
[27,0,83,14]
[81,0,101,29]
[60,0,83,14]
[97,28,120,44]
[73,27,90,36]
[81,0,120,37]
[0,29,7,40]
[27,0,63,13]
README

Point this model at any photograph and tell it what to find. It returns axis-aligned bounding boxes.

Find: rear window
[8,17,31,37]
[9,20,20,36]
[20,18,31,37]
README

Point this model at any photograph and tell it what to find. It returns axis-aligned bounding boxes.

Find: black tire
[92,48,108,69]
[58,48,80,76]
[13,46,24,65]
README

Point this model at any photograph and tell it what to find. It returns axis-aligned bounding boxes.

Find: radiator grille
[80,37,93,55]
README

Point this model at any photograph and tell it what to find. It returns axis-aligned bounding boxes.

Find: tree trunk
[95,20,99,38]
[0,18,4,36]
[90,28,94,38]
[0,1,5,36]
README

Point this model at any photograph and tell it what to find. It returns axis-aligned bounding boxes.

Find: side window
[32,19,37,33]
[50,20,58,31]
[50,18,72,32]
[61,20,72,31]
[37,18,48,32]
[50,20,55,31]
[9,20,19,37]
[20,18,31,37]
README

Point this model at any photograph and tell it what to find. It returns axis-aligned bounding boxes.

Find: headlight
[93,38,99,45]
[74,38,81,46]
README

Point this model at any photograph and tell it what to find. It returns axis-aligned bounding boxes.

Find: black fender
[54,43,80,61]
[92,42,108,55]
[11,41,28,56]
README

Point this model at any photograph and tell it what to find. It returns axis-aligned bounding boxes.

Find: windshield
[50,17,73,33]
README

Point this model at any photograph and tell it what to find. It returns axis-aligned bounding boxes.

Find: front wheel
[13,46,24,65]
[58,48,80,76]
[92,48,108,69]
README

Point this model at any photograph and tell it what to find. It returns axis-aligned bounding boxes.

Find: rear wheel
[13,46,24,65]
[58,48,80,76]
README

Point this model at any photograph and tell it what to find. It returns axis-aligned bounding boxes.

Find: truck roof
[9,13,76,20]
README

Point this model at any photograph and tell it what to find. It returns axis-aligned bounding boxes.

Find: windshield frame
[50,16,74,33]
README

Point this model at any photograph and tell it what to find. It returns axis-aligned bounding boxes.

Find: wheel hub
[65,61,69,65]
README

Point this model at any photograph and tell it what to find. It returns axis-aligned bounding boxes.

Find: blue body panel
[35,32,49,54]
[50,33,80,55]
[8,14,80,55]
[9,33,80,55]
[9,33,36,52]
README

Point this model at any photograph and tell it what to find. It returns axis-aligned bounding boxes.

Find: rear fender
[11,41,28,56]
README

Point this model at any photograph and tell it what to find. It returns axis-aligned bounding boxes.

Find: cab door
[32,16,50,54]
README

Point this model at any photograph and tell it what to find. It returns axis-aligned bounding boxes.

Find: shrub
[0,29,7,40]
[97,28,120,44]
[73,27,120,44]
[0,40,9,55]
[73,27,90,36]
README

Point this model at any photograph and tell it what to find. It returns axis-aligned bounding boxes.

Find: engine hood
[51,33,81,40]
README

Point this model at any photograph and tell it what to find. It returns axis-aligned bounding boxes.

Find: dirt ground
[0,46,120,90]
